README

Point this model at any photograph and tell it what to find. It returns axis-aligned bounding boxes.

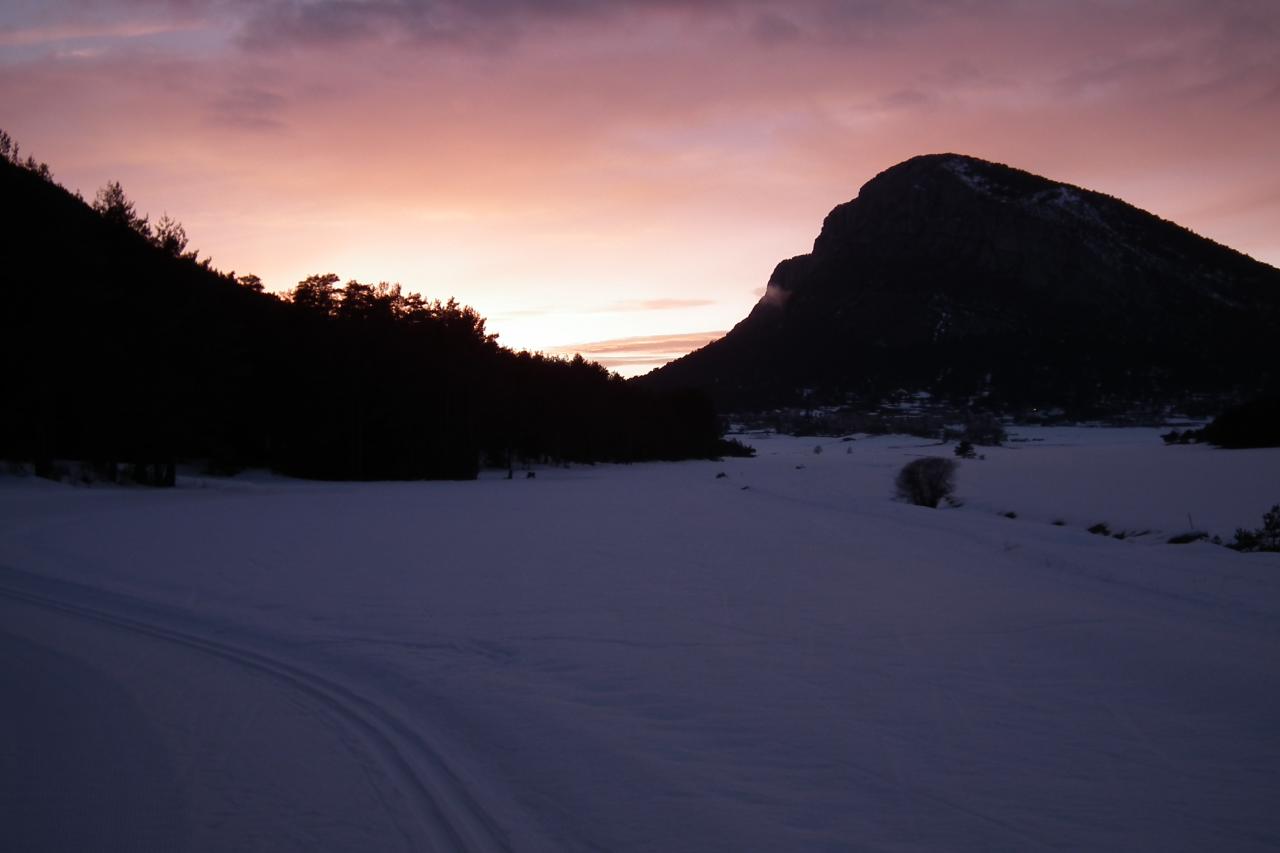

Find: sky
[2,1,1278,375]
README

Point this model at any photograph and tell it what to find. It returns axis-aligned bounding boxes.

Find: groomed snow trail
[0,568,511,853]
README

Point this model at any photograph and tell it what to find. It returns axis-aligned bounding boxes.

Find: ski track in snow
[3,425,1280,851]
[0,567,511,853]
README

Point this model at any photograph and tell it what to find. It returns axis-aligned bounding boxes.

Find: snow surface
[3,427,1279,851]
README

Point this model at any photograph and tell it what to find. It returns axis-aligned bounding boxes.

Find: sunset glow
[4,0,1278,374]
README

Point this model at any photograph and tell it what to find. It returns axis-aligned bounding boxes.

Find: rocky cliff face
[643,154,1280,411]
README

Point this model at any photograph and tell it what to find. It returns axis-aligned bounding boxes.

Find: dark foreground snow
[2,428,1279,851]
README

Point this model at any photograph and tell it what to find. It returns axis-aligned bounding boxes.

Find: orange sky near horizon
[3,1,1278,376]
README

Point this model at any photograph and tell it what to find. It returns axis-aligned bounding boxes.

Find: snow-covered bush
[895,457,957,508]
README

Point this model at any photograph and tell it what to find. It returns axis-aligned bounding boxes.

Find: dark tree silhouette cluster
[1200,397,1280,449]
[92,180,151,236]
[0,129,53,182]
[0,140,726,481]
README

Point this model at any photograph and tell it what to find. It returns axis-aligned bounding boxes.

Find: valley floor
[2,427,1279,851]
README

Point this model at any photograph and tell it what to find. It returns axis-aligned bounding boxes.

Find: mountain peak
[645,155,1280,411]
[863,152,1078,204]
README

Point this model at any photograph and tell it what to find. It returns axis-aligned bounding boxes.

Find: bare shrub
[895,457,957,508]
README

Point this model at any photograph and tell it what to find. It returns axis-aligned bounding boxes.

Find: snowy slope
[2,428,1279,851]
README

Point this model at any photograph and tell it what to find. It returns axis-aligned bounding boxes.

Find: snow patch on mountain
[942,156,994,194]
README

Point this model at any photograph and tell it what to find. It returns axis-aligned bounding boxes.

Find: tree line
[1,131,736,481]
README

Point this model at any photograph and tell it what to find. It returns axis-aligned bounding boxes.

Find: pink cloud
[546,331,726,376]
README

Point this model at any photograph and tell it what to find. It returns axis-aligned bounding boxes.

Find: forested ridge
[0,137,731,480]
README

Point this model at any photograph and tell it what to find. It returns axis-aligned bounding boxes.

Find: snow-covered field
[2,427,1279,851]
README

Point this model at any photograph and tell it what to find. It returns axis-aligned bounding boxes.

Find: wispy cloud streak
[0,19,204,46]
[546,330,725,376]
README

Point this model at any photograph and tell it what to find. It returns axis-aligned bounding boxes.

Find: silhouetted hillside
[0,150,723,479]
[643,154,1280,413]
